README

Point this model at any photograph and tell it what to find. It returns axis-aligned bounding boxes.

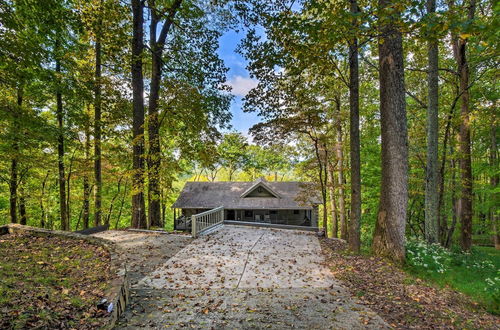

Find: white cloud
[226,75,258,97]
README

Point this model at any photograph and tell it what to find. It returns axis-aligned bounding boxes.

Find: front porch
[173,207,317,231]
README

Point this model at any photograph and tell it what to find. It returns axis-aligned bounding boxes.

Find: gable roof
[172,179,321,210]
[240,177,282,199]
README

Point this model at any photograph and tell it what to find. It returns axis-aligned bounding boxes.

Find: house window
[293,210,300,215]
[269,210,277,215]
[257,187,263,193]
[244,210,253,218]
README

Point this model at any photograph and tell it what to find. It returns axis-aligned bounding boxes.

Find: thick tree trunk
[56,52,69,231]
[455,0,476,251]
[131,0,146,228]
[348,0,362,252]
[94,34,103,227]
[372,0,408,264]
[425,0,440,244]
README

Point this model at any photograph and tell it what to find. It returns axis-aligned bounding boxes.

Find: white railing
[191,206,224,238]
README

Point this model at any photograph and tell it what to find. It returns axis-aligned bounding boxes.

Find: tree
[371,0,408,263]
[424,0,440,244]
[219,133,248,181]
[348,0,362,252]
[453,0,476,251]
[146,0,183,228]
[131,0,146,228]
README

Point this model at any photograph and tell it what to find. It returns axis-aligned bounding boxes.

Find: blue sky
[217,30,261,136]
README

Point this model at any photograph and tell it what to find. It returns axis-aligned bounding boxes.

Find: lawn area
[0,232,112,329]
[405,242,500,315]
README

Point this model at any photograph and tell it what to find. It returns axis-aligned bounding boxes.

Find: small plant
[406,239,452,274]
[484,275,500,306]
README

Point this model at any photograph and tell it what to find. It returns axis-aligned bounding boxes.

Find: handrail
[191,206,224,238]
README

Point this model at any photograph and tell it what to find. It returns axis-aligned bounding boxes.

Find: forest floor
[0,232,112,329]
[320,239,500,329]
[95,226,388,329]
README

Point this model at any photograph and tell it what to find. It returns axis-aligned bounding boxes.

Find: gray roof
[172,178,321,210]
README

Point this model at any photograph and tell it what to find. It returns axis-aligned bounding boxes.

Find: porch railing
[191,206,224,238]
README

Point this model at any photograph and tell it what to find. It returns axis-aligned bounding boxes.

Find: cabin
[172,177,321,231]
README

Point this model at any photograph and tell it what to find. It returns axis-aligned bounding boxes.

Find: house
[172,177,321,231]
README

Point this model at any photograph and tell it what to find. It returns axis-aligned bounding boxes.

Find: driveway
[95,226,387,329]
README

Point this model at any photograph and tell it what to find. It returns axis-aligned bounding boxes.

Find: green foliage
[406,242,500,314]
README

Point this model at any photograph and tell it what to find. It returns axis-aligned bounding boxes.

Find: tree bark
[131,0,146,228]
[56,47,69,231]
[94,23,103,227]
[348,0,362,253]
[455,0,476,251]
[425,0,440,244]
[372,0,408,264]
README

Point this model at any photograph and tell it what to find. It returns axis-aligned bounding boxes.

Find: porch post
[174,208,177,230]
[191,214,196,238]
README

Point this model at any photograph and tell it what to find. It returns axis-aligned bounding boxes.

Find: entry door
[227,209,235,220]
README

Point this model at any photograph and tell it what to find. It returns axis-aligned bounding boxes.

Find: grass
[0,232,112,329]
[405,243,500,315]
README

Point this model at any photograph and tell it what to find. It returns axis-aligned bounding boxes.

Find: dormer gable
[240,178,281,199]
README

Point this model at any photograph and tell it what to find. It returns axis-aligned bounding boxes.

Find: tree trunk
[490,124,499,249]
[146,0,182,228]
[455,0,476,251]
[336,113,347,240]
[56,49,69,231]
[83,109,91,229]
[19,184,27,225]
[425,0,440,244]
[147,41,162,228]
[445,154,459,247]
[131,0,146,228]
[10,157,17,224]
[106,176,123,226]
[40,170,49,228]
[372,0,408,264]
[328,161,338,238]
[115,184,128,229]
[9,86,22,224]
[348,0,362,253]
[94,29,102,227]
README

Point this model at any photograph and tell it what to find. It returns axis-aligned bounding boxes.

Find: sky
[217,30,261,136]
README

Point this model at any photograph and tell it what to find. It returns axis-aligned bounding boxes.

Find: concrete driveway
[98,226,388,329]
[139,226,335,290]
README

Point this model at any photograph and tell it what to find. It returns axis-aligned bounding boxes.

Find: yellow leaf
[460,33,471,40]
